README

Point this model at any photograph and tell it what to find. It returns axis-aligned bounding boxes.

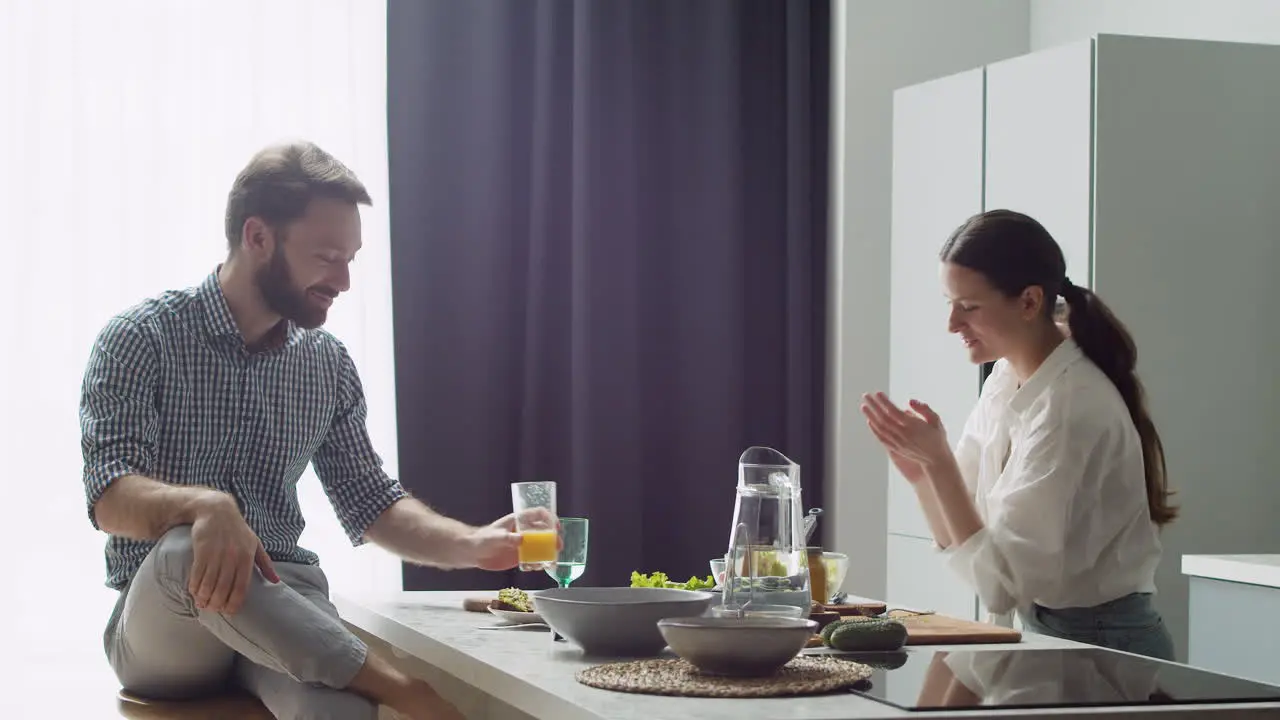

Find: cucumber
[820,615,878,646]
[828,619,908,652]
[820,618,851,644]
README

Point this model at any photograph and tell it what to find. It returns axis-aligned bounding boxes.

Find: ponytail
[1061,281,1178,526]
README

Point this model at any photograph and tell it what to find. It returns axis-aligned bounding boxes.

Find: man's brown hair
[224,141,372,252]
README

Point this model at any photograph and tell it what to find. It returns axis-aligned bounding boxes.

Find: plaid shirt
[80,270,408,590]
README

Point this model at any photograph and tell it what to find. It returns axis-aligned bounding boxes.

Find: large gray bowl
[532,587,716,656]
[658,615,817,677]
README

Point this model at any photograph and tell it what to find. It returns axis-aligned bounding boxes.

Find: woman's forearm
[922,454,985,547]
[911,479,955,548]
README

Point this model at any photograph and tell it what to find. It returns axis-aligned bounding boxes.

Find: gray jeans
[103,526,377,720]
[1018,592,1177,661]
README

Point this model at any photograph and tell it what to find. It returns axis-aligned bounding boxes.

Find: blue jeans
[1018,592,1176,661]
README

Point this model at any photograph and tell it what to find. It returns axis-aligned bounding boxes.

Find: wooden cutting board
[805,611,1021,648]
[824,600,887,616]
[888,610,1022,645]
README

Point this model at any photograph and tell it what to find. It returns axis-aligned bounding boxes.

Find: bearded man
[79,141,525,720]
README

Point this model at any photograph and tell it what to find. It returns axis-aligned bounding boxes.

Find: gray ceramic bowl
[657,615,817,677]
[532,586,716,656]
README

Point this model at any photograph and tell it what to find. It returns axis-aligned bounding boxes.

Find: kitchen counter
[1183,555,1280,687]
[334,590,1280,719]
[1182,555,1280,589]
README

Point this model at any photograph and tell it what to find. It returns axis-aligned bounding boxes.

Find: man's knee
[149,524,196,586]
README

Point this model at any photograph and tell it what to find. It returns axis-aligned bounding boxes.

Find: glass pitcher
[717,446,810,619]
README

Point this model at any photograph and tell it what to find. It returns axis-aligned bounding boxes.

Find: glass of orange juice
[511,481,558,571]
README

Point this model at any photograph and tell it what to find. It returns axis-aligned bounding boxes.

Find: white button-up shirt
[942,338,1162,616]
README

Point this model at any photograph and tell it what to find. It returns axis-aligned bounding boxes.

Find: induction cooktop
[841,646,1280,712]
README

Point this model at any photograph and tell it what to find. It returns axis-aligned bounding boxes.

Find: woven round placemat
[575,656,872,698]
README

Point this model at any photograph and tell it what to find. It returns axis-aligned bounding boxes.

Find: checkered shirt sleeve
[314,343,409,544]
[79,317,160,530]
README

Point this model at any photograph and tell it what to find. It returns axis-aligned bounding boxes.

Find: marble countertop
[333,590,1280,719]
[1182,555,1280,589]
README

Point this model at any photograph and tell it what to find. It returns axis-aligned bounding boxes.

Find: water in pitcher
[719,446,811,618]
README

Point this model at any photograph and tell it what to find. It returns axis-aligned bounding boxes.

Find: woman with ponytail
[862,209,1177,660]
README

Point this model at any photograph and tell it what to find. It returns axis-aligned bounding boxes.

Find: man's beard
[255,247,333,330]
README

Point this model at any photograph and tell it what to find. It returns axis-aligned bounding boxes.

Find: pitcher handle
[721,522,755,617]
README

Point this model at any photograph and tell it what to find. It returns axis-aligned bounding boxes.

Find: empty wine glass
[546,517,588,588]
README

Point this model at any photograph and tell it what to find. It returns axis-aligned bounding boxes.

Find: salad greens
[630,570,717,591]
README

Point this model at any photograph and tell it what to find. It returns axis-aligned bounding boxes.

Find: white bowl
[659,615,817,676]
[487,607,542,624]
[532,586,716,656]
[709,558,727,587]
[823,551,849,597]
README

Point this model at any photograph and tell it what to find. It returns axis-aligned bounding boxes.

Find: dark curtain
[386,0,830,592]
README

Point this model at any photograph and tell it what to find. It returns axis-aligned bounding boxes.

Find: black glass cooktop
[841,647,1280,712]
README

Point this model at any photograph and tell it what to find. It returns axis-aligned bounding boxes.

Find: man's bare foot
[347,648,464,718]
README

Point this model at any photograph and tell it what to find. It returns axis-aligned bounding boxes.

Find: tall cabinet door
[888,68,986,540]
[887,68,986,621]
[979,40,1094,624]
[983,39,1095,287]
[1090,33,1280,661]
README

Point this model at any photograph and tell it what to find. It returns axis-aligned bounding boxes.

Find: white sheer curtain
[0,0,401,642]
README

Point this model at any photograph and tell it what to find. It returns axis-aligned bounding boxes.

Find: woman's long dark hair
[940,209,1177,526]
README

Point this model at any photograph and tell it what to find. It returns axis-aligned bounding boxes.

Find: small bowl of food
[658,615,817,677]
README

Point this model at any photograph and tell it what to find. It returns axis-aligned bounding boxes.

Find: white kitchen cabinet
[983,39,1093,283]
[887,68,986,541]
[886,533,979,621]
[1183,556,1280,685]
[887,34,1280,661]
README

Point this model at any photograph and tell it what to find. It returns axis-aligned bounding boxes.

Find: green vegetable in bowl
[737,549,789,577]
[630,571,717,591]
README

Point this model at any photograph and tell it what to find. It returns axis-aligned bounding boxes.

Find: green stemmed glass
[546,517,588,588]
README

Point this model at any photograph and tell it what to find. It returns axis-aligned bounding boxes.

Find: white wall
[1032,0,1280,49]
[0,1,399,652]
[826,0,1029,599]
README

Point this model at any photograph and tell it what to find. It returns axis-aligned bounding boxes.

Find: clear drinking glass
[545,517,589,588]
[511,481,558,571]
